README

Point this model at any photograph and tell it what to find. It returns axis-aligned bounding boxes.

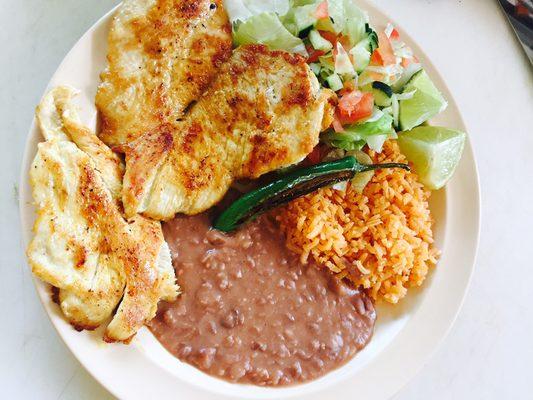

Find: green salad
[224,0,465,190]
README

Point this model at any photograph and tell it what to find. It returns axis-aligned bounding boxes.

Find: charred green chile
[213,156,410,232]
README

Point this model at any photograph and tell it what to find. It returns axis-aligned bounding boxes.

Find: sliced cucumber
[319,67,331,82]
[347,25,378,73]
[391,62,422,92]
[349,39,371,73]
[365,24,379,52]
[371,81,393,107]
[293,4,319,32]
[309,62,321,75]
[361,82,393,105]
[309,29,333,51]
[326,73,344,91]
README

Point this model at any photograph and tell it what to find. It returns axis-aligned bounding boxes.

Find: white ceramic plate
[19,1,481,399]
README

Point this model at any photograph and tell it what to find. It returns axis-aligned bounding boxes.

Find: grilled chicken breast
[37,86,125,202]
[28,87,178,342]
[123,44,334,220]
[96,0,233,148]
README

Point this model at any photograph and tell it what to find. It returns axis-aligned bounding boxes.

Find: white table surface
[1,0,532,399]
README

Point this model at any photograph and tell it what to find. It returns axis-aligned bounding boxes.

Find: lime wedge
[398,126,466,190]
[399,70,447,131]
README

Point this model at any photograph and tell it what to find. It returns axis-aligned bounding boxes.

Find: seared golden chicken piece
[123,45,333,220]
[96,0,233,148]
[37,86,125,201]
[28,87,178,342]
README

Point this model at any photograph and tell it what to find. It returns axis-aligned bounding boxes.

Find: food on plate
[96,0,233,148]
[26,0,469,387]
[276,141,439,303]
[213,155,409,232]
[398,70,448,131]
[27,87,178,342]
[122,44,334,220]
[150,213,376,386]
[37,87,125,201]
[398,126,466,190]
[228,0,461,166]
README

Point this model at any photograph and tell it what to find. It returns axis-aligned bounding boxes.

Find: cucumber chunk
[371,81,393,107]
[326,73,344,91]
[309,29,333,51]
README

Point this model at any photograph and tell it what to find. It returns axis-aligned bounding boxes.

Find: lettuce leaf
[342,0,368,45]
[327,0,346,33]
[224,0,253,23]
[233,12,307,55]
[243,0,290,17]
[322,113,394,151]
[225,0,290,23]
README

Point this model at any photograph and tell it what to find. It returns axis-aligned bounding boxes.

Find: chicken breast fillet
[96,0,233,148]
[123,44,334,220]
[28,87,178,342]
[36,86,125,202]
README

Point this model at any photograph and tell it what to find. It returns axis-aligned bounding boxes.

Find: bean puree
[149,214,376,386]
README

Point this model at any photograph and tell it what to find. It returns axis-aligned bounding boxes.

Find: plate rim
[18,1,481,399]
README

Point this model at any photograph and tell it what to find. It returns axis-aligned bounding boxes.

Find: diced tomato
[307,46,325,63]
[319,30,338,46]
[371,32,396,66]
[315,1,329,19]
[370,49,384,66]
[306,145,323,165]
[390,28,400,40]
[337,91,374,124]
[338,90,363,111]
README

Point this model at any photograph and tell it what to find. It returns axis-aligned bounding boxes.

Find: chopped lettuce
[322,113,394,151]
[225,0,452,160]
[224,0,253,23]
[233,12,307,55]
[323,136,366,151]
[365,134,389,152]
[318,53,335,72]
[293,4,320,32]
[342,0,368,45]
[326,0,346,33]
[243,0,290,16]
[225,0,290,23]
[290,0,319,6]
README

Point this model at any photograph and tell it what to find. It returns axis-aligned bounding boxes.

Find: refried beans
[149,213,376,386]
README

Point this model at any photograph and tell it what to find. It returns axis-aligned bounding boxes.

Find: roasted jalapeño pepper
[213,156,410,232]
